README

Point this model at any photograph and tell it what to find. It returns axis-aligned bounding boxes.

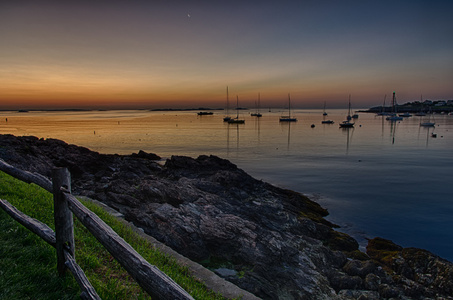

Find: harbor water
[1,109,452,261]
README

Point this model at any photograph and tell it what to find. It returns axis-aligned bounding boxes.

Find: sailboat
[339,95,355,128]
[223,86,232,122]
[321,101,334,123]
[415,95,427,116]
[376,94,392,116]
[251,93,262,117]
[386,92,403,121]
[279,94,297,122]
[420,110,435,127]
[228,95,245,124]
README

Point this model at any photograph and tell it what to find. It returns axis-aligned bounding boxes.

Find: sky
[1,0,452,110]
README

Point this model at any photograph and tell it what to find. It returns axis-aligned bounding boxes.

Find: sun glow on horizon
[1,1,452,110]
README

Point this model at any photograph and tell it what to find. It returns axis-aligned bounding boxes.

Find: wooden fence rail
[0,159,193,300]
[0,199,99,300]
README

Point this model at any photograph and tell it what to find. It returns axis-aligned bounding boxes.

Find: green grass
[0,170,228,300]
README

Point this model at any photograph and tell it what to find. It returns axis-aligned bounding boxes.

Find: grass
[0,170,228,300]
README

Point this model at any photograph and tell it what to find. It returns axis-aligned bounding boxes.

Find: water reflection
[279,121,294,150]
[1,109,452,260]
[418,125,436,147]
[340,127,354,154]
[388,120,399,145]
[254,114,261,143]
[225,122,243,157]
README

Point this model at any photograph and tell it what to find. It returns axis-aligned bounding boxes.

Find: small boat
[420,121,435,127]
[251,93,262,117]
[352,114,359,119]
[376,94,389,116]
[415,95,426,116]
[339,95,355,128]
[398,112,412,117]
[228,118,245,124]
[386,92,403,121]
[386,115,403,121]
[280,94,297,122]
[431,133,437,138]
[322,120,334,124]
[197,111,213,116]
[339,121,354,128]
[322,101,328,116]
[420,107,435,127]
[228,96,245,124]
[420,114,435,127]
[311,124,315,128]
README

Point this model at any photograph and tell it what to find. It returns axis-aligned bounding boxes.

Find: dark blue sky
[1,0,452,109]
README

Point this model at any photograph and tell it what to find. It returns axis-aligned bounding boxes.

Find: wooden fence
[0,159,194,300]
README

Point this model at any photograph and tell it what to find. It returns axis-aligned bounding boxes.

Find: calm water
[1,109,452,261]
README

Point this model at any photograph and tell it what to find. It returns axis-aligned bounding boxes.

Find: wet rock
[130,150,160,160]
[343,259,377,278]
[367,237,453,299]
[2,134,453,300]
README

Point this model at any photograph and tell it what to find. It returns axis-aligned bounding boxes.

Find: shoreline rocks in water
[1,134,452,299]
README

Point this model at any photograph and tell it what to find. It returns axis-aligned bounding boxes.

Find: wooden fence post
[53,167,75,276]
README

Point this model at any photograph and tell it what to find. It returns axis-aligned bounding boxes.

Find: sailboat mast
[258,93,260,113]
[348,94,351,117]
[288,93,291,117]
[226,86,229,115]
[392,91,396,113]
[236,95,239,119]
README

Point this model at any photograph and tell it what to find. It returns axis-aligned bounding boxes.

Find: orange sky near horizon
[1,1,452,110]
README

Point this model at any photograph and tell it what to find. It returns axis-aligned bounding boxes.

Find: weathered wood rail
[0,158,194,300]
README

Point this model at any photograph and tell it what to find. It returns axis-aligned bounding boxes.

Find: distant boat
[386,92,403,121]
[198,111,213,116]
[228,95,245,124]
[223,86,232,122]
[251,93,262,117]
[339,95,355,128]
[398,112,412,118]
[376,94,389,116]
[321,101,333,123]
[415,95,426,116]
[352,113,359,119]
[279,94,297,122]
[420,112,435,127]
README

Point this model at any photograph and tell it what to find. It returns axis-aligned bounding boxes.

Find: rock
[214,268,237,278]
[367,237,453,299]
[364,273,380,291]
[2,134,453,300]
[343,259,377,278]
[130,150,161,160]
[338,289,380,300]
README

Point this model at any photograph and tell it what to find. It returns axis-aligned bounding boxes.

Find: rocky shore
[1,134,452,299]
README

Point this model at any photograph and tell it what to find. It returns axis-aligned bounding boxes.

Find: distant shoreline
[0,108,226,113]
[0,107,256,113]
